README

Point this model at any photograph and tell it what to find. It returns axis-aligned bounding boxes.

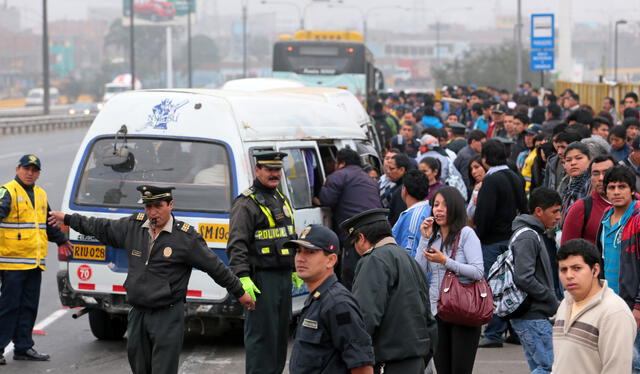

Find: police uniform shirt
[289,274,374,374]
[142,216,173,255]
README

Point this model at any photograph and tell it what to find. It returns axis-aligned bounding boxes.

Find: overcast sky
[6,0,640,32]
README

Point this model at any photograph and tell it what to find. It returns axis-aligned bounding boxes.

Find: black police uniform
[342,209,437,374]
[63,186,245,374]
[226,152,297,374]
[289,274,374,373]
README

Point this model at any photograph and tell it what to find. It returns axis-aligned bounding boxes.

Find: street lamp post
[187,0,192,88]
[42,0,49,115]
[260,1,303,31]
[242,0,248,78]
[614,19,627,82]
[516,0,522,86]
[129,0,135,90]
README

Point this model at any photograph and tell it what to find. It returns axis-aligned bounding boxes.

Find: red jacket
[561,190,611,245]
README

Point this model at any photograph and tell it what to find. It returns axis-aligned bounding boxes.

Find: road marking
[4,308,69,357]
[0,151,24,160]
[179,349,216,374]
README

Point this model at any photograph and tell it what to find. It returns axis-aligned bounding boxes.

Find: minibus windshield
[74,137,233,212]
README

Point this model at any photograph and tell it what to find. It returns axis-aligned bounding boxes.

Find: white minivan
[57,86,380,339]
[25,87,60,106]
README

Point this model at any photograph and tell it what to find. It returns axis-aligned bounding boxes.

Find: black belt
[133,301,183,313]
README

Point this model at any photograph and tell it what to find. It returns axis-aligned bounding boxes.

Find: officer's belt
[254,225,295,240]
[133,300,183,313]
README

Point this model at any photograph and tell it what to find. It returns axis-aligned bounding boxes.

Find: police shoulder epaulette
[241,186,255,197]
[177,221,194,234]
[132,212,146,221]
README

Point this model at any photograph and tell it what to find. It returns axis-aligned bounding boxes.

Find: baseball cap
[17,154,41,170]
[492,104,508,114]
[420,134,440,149]
[284,224,340,254]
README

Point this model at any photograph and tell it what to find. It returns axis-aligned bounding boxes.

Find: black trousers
[434,316,482,374]
[340,241,359,291]
[127,301,184,374]
[374,356,425,374]
[0,268,42,354]
[244,269,291,374]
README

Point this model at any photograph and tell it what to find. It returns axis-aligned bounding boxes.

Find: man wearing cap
[226,151,298,374]
[49,185,254,374]
[487,104,508,138]
[341,208,436,374]
[287,224,374,374]
[0,154,72,365]
[445,122,467,154]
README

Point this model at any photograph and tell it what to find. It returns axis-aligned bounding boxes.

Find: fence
[554,81,640,114]
[0,114,95,135]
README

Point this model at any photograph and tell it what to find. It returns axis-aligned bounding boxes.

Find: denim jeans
[481,241,509,342]
[510,319,553,374]
[633,329,640,373]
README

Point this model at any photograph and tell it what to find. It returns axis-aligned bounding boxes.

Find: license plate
[73,244,106,261]
[198,223,230,243]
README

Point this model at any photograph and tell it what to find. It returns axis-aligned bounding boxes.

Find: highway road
[0,127,529,373]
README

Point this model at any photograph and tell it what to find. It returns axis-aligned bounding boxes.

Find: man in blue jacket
[316,148,381,290]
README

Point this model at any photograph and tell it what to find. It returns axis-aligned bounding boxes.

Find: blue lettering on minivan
[144,99,188,130]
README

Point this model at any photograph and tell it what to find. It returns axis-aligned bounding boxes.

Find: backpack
[487,226,540,318]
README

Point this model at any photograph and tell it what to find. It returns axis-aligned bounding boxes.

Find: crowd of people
[313,84,640,373]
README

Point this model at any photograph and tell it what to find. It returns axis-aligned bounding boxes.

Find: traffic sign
[530,49,554,71]
[531,14,555,49]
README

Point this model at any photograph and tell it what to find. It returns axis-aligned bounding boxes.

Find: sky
[6,0,640,33]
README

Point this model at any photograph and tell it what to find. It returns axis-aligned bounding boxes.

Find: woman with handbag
[416,186,487,374]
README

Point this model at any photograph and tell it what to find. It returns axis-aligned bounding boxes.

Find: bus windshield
[74,137,233,213]
[273,41,365,75]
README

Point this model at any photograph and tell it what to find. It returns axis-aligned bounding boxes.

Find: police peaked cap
[339,208,390,237]
[254,151,288,169]
[137,185,175,203]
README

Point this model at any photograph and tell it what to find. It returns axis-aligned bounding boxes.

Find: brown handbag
[437,233,494,326]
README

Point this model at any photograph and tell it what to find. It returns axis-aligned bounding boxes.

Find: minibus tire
[88,309,127,340]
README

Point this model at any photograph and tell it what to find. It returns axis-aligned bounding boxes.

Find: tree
[432,42,551,90]
[179,34,220,69]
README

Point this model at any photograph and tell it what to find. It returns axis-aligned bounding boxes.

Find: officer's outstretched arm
[49,211,130,249]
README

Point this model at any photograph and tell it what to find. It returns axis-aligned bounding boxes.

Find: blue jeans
[482,241,509,342]
[0,269,42,354]
[633,329,640,373]
[510,319,553,374]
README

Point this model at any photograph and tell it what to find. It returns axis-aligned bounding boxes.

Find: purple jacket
[319,165,382,238]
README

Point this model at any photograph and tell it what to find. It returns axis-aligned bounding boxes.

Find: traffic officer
[341,208,437,374]
[287,224,374,374]
[48,185,254,374]
[226,150,299,374]
[0,154,72,365]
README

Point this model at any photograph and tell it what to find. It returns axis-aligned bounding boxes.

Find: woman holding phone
[416,186,484,374]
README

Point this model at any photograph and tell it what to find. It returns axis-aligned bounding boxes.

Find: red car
[133,1,175,22]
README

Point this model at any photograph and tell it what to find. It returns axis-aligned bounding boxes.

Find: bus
[272,30,383,102]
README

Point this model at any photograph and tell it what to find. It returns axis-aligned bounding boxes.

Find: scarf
[561,171,591,221]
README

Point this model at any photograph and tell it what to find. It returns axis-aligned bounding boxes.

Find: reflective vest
[249,189,297,269]
[0,180,49,270]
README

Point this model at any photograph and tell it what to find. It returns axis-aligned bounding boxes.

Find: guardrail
[0,105,72,118]
[0,114,96,135]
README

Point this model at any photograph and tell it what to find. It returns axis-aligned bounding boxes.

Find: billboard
[122,0,196,26]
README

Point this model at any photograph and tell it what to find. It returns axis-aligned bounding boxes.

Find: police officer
[49,185,254,374]
[0,154,72,365]
[341,208,437,374]
[287,224,374,374]
[226,151,299,374]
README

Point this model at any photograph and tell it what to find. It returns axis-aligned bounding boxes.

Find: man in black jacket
[316,148,382,290]
[49,186,254,374]
[510,187,562,373]
[341,208,436,374]
[387,154,411,226]
[474,139,528,347]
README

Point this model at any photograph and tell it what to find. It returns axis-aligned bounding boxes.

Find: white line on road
[0,151,25,160]
[4,308,69,357]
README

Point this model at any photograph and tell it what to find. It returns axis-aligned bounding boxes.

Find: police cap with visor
[136,185,175,204]
[284,224,340,254]
[340,208,390,240]
[254,151,288,169]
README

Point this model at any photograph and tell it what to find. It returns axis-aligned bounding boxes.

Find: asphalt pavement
[0,127,529,373]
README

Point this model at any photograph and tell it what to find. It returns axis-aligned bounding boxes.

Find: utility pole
[242,2,248,78]
[187,0,193,87]
[129,0,135,90]
[516,0,522,87]
[42,0,50,114]
[435,21,441,69]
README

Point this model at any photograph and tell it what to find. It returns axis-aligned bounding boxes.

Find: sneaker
[478,337,503,348]
[13,348,50,361]
[505,334,521,345]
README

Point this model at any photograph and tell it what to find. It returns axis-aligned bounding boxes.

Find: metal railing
[0,114,96,135]
[555,81,640,113]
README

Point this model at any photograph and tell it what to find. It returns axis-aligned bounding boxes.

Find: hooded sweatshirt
[511,214,560,319]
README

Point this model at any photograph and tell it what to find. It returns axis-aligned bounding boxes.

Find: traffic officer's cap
[284,224,340,254]
[254,151,288,169]
[137,185,175,203]
[446,122,467,135]
[340,208,390,238]
[493,136,515,145]
[17,154,41,170]
[492,104,508,114]
[525,124,543,135]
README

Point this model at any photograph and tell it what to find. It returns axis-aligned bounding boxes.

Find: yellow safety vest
[0,180,49,270]
[249,189,296,257]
